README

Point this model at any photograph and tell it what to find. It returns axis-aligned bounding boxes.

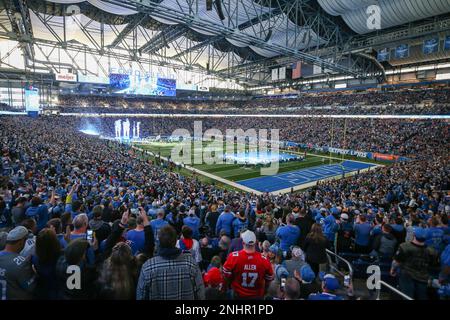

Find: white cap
[340,213,349,221]
[241,230,256,245]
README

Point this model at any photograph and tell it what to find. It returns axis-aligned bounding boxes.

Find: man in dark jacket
[88,205,111,244]
[294,208,314,249]
[372,224,397,259]
[205,204,220,236]
[391,227,439,300]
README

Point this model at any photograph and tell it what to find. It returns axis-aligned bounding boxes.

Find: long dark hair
[98,242,138,300]
[306,223,327,243]
[36,228,61,265]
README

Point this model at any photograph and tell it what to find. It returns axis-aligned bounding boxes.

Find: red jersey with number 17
[222,249,274,298]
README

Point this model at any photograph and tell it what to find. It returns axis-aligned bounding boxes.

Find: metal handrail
[326,249,354,279]
[376,280,413,300]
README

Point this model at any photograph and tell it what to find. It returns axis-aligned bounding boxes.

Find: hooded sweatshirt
[373,232,397,258]
[183,215,201,239]
[323,215,339,242]
[276,224,300,251]
[232,217,248,237]
[215,212,235,236]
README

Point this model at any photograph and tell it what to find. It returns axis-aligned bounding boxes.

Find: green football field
[134,140,341,182]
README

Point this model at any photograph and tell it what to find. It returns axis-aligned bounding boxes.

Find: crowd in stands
[47,88,450,115]
[0,114,448,300]
[79,116,448,157]
[0,103,19,112]
[2,88,448,115]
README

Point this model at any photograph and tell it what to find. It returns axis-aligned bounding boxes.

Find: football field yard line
[237,161,379,193]
[210,158,332,181]
[193,157,330,181]
[131,145,263,195]
[134,142,380,195]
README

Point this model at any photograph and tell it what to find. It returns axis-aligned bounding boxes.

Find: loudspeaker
[214,0,225,20]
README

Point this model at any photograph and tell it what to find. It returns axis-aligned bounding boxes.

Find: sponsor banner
[395,44,409,59]
[335,83,347,89]
[55,72,77,82]
[371,153,400,161]
[271,68,278,81]
[78,73,110,84]
[198,85,209,92]
[177,82,197,91]
[377,48,390,62]
[280,142,405,162]
[445,35,450,51]
[423,38,439,55]
[284,141,299,148]
[278,67,286,80]
[327,147,368,158]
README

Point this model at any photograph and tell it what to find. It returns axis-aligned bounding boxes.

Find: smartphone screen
[281,278,286,290]
[87,230,93,242]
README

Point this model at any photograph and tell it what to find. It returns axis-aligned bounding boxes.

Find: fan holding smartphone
[87,229,95,242]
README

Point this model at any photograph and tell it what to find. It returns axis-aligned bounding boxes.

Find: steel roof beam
[109,13,147,49]
[139,24,186,54]
[104,0,362,77]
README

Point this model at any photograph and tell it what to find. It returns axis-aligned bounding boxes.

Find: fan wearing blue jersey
[276,214,300,253]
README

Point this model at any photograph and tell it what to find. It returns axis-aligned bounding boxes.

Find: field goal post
[329,117,348,177]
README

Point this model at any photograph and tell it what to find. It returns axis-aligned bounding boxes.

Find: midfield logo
[170,121,281,175]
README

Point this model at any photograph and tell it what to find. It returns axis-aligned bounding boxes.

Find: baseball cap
[414,227,427,241]
[300,265,316,283]
[241,230,256,245]
[319,272,340,291]
[275,265,289,280]
[203,267,223,287]
[340,213,349,221]
[6,226,29,242]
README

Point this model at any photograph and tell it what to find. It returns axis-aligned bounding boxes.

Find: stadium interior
[0,0,449,304]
